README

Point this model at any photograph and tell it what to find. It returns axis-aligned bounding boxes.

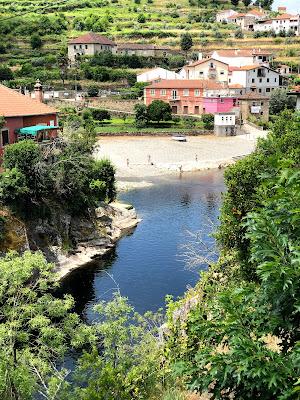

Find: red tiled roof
[118,43,155,50]
[186,57,228,68]
[215,49,272,57]
[0,85,57,117]
[248,8,265,16]
[69,32,116,45]
[229,83,243,88]
[274,13,297,20]
[228,13,246,19]
[146,79,225,89]
[239,92,269,100]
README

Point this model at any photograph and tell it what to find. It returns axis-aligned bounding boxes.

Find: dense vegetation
[1,112,299,399]
[2,0,299,91]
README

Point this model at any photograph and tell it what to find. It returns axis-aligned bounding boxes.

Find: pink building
[203,97,237,114]
[144,79,236,115]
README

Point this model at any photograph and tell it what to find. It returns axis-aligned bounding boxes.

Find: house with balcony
[179,58,229,83]
[144,80,236,115]
[0,82,59,156]
[211,49,272,67]
[228,65,283,96]
[68,32,117,64]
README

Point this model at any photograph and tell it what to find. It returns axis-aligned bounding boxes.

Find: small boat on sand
[172,135,187,142]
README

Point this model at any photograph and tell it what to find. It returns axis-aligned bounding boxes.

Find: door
[171,105,178,114]
[183,106,188,115]
[1,129,9,147]
[194,106,199,114]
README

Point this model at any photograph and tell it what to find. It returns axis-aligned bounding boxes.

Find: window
[85,45,88,49]
[220,99,224,103]
[199,71,204,76]
[275,78,277,82]
[210,62,214,68]
[267,78,269,82]
[229,78,231,83]
[150,89,155,96]
[74,45,77,49]
[220,71,225,75]
[258,88,262,93]
[252,78,255,83]
[194,89,200,96]
[259,78,262,83]
[49,120,55,126]
[79,45,82,49]
[183,89,189,96]
[160,89,166,96]
[1,129,9,146]
[266,88,270,92]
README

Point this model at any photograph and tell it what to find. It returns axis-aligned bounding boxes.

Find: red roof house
[0,82,58,156]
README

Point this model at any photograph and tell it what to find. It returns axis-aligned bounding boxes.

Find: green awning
[17,125,59,136]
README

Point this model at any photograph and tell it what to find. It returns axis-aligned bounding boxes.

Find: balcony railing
[168,96,181,100]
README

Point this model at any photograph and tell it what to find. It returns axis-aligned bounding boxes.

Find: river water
[60,170,225,321]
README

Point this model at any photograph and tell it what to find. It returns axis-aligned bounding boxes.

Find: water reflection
[60,170,225,322]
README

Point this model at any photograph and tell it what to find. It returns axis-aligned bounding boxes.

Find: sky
[273,0,299,13]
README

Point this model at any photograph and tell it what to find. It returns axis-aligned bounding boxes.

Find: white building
[254,13,300,36]
[228,65,282,96]
[214,112,236,136]
[179,58,229,83]
[227,8,267,30]
[137,67,180,83]
[68,32,117,64]
[216,9,237,23]
[211,49,272,67]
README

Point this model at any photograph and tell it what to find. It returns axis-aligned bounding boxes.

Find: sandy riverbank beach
[94,133,266,189]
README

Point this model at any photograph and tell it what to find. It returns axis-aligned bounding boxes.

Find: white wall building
[216,9,237,23]
[211,49,272,67]
[179,58,229,83]
[214,112,236,136]
[137,67,180,83]
[254,13,300,36]
[228,65,282,96]
[68,32,117,64]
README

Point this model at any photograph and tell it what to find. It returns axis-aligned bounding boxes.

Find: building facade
[179,58,229,83]
[211,49,272,67]
[214,112,237,136]
[239,93,270,122]
[68,32,117,63]
[254,13,300,36]
[228,65,283,96]
[0,83,58,155]
[144,80,236,115]
[137,67,180,83]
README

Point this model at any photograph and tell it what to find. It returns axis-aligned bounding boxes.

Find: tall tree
[180,33,193,54]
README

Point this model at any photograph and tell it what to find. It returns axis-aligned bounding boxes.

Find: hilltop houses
[253,13,300,36]
[0,81,58,155]
[217,8,266,30]
[68,32,117,63]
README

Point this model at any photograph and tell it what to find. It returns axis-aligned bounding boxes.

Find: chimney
[34,79,43,103]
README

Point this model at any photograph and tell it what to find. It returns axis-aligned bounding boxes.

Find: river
[60,170,225,321]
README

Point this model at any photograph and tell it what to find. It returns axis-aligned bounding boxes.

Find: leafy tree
[90,108,111,121]
[269,88,296,115]
[147,100,172,123]
[231,0,239,5]
[0,65,13,81]
[134,103,148,128]
[235,28,244,38]
[87,85,99,97]
[137,13,146,23]
[243,0,252,5]
[0,251,94,400]
[201,113,214,130]
[30,33,43,50]
[180,33,193,54]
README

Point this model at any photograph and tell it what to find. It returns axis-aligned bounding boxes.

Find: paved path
[95,135,260,180]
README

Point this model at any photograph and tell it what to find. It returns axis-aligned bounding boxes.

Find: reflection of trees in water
[180,192,192,206]
[205,192,219,211]
[58,249,118,318]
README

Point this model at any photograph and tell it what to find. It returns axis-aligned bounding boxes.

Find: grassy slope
[0,0,299,67]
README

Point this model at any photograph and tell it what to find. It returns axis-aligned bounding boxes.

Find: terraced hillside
[0,0,299,89]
